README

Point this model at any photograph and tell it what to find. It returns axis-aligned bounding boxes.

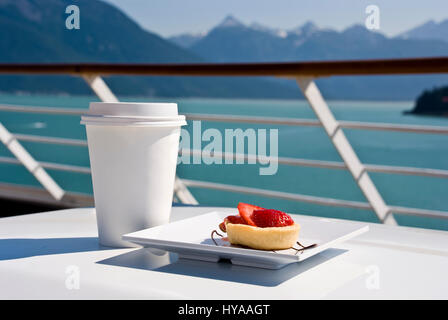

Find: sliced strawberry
[226,215,246,225]
[237,202,264,226]
[219,215,246,232]
[251,209,294,228]
[219,221,227,232]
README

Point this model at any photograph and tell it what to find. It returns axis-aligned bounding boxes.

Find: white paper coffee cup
[81,102,186,247]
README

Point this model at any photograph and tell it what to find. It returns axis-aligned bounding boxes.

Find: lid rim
[81,115,186,127]
[81,114,186,121]
[88,102,179,118]
[81,120,187,127]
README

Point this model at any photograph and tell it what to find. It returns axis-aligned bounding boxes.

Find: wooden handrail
[0,57,447,77]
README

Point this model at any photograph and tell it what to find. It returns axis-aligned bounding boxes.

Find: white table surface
[0,206,447,299]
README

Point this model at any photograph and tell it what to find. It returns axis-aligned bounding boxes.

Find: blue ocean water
[0,94,447,230]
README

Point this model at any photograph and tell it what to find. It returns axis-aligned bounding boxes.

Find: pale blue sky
[103,0,448,37]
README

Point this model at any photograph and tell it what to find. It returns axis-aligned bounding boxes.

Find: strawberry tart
[218,203,300,250]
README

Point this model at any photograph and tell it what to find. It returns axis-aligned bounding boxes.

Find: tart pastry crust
[225,222,300,250]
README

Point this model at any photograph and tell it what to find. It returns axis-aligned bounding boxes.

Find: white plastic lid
[81,102,186,127]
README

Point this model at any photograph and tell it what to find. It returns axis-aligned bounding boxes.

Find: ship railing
[0,57,447,225]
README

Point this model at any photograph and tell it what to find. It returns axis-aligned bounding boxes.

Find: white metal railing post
[0,103,448,219]
[297,77,396,225]
[82,74,198,205]
[82,74,119,103]
[0,123,65,200]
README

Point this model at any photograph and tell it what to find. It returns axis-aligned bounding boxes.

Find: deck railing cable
[0,56,447,223]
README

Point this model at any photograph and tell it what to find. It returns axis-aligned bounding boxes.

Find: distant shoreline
[404,110,448,117]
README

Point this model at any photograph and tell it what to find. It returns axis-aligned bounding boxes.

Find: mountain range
[170,15,448,61]
[0,1,447,100]
[0,0,299,99]
[399,19,448,43]
[169,15,448,100]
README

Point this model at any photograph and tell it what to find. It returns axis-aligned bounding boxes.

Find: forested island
[407,86,448,116]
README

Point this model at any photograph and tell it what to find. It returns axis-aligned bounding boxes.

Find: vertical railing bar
[81,74,198,205]
[297,77,396,225]
[0,123,65,200]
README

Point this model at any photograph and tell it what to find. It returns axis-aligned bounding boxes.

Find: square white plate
[123,211,369,269]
